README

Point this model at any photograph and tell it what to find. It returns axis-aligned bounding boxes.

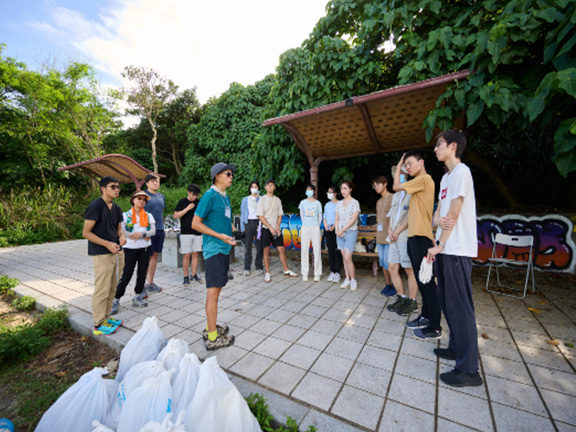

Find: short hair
[328,185,339,194]
[99,176,119,188]
[187,183,201,195]
[372,175,388,185]
[306,183,316,191]
[341,180,354,190]
[436,129,468,159]
[248,181,260,194]
[145,173,159,183]
[404,148,426,163]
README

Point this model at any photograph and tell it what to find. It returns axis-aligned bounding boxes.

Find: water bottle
[0,418,14,432]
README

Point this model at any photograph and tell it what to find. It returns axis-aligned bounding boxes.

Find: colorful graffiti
[237,213,576,273]
[477,215,575,273]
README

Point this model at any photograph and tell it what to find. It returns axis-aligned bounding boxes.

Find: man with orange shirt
[393,149,442,340]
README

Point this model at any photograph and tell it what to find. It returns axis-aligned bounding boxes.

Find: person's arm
[82,220,122,253]
[275,214,282,236]
[393,154,406,192]
[174,202,194,219]
[117,222,126,247]
[340,211,360,233]
[192,215,236,246]
[427,197,463,260]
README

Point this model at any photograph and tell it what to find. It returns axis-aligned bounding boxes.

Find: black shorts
[260,228,284,248]
[148,229,165,255]
[204,253,230,288]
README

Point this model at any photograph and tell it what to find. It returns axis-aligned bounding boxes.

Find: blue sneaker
[145,283,163,294]
[94,320,119,335]
[380,284,397,296]
[107,317,123,327]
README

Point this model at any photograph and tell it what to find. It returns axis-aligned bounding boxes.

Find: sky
[0,0,330,104]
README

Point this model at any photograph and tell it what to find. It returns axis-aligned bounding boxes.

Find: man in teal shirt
[192,162,237,350]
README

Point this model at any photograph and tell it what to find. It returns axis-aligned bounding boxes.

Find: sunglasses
[134,196,146,201]
[108,185,121,190]
[222,171,234,178]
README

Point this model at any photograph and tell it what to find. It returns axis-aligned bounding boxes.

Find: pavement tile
[378,400,435,432]
[357,345,397,371]
[366,330,403,351]
[287,313,318,329]
[249,318,283,336]
[540,389,576,426]
[478,338,524,363]
[518,345,574,373]
[272,324,308,343]
[297,330,334,351]
[292,372,341,410]
[234,329,268,351]
[246,304,276,319]
[252,337,292,360]
[258,362,307,395]
[266,308,296,323]
[345,362,392,396]
[300,304,328,318]
[395,353,437,385]
[230,352,275,381]
[492,401,557,432]
[331,385,384,430]
[485,374,547,416]
[481,354,532,385]
[301,409,365,432]
[337,323,372,343]
[528,364,576,396]
[436,418,484,431]
[309,318,343,336]
[324,337,364,360]
[311,352,355,382]
[205,345,248,369]
[438,386,493,431]
[387,373,436,414]
[280,344,322,369]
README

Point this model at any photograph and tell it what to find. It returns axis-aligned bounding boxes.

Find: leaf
[527,307,542,313]
[466,100,485,125]
[546,339,560,346]
[556,67,576,98]
[537,300,548,305]
[481,333,490,339]
[566,343,574,348]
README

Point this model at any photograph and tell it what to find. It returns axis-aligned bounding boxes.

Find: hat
[391,165,408,177]
[210,162,236,180]
[131,190,150,204]
[265,178,276,186]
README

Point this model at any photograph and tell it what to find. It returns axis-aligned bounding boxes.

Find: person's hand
[107,241,121,254]
[221,234,236,246]
[439,217,455,230]
[119,236,127,247]
[397,153,405,169]
[388,227,398,242]
[427,245,443,261]
[129,232,142,240]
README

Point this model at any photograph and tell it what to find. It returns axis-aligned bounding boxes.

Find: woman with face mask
[240,181,264,276]
[323,185,342,283]
[298,184,323,281]
[335,180,361,291]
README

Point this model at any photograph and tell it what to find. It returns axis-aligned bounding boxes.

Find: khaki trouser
[92,253,122,327]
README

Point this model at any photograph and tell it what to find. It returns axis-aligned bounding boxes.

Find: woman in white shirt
[240,181,263,276]
[298,183,323,282]
[335,180,361,291]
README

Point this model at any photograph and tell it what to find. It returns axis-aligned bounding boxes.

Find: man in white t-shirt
[427,129,482,388]
[257,179,298,282]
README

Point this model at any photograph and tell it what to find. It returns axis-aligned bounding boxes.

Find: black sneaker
[387,296,405,312]
[202,323,230,341]
[406,316,430,329]
[205,333,235,351]
[414,327,442,340]
[440,369,483,387]
[191,274,203,283]
[434,347,457,360]
[227,271,234,280]
[397,298,418,316]
[183,276,190,287]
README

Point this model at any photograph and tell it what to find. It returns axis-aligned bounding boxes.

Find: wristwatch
[436,240,446,248]
[142,232,147,239]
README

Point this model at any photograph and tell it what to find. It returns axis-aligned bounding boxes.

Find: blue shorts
[337,230,358,253]
[205,253,229,288]
[377,243,390,270]
[148,229,165,255]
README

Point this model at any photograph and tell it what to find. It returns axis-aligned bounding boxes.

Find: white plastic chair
[485,233,535,299]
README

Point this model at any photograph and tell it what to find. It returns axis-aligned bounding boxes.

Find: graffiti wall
[477,214,576,273]
[236,213,576,273]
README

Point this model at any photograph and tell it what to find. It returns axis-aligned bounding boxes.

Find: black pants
[436,254,479,374]
[115,247,150,298]
[244,219,263,271]
[407,236,441,331]
[324,230,342,273]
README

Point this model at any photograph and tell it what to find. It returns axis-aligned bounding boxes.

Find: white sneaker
[340,278,350,289]
[327,273,334,282]
[302,275,308,282]
[256,269,263,276]
[264,273,271,282]
[350,279,357,291]
[333,273,341,283]
[284,269,298,277]
[243,270,250,276]
[314,275,321,282]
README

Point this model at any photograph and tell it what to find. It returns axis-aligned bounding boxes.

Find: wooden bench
[322,225,380,275]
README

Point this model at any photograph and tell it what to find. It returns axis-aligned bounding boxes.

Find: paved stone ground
[1,240,575,431]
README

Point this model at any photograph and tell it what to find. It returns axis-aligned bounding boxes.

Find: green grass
[246,392,318,432]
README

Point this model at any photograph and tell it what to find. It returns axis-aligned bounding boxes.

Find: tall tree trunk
[148,117,158,174]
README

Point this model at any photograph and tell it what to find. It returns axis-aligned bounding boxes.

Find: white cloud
[34,0,329,103]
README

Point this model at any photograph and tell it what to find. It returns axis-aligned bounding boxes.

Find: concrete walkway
[1,240,575,431]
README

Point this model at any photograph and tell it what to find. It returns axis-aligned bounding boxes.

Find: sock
[208,330,218,342]
[401,295,407,298]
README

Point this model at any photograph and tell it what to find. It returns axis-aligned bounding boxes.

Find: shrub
[246,393,317,432]
[12,296,35,311]
[0,275,18,296]
[36,306,69,333]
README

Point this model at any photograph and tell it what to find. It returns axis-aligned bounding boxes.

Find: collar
[211,184,227,197]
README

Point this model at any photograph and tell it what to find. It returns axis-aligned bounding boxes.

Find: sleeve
[194,192,212,219]
[84,201,100,221]
[278,198,284,216]
[353,199,360,213]
[175,199,185,212]
[147,213,156,237]
[451,167,472,200]
[115,205,123,226]
[403,176,425,195]
[256,197,264,216]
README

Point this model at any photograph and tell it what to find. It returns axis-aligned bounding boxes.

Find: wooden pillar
[309,157,324,199]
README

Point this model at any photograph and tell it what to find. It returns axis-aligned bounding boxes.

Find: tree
[119,66,178,174]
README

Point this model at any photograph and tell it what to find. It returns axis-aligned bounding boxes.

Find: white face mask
[327,192,334,200]
[250,188,259,195]
[305,190,314,198]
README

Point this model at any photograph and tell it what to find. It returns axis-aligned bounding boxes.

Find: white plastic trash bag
[140,412,187,432]
[91,420,115,432]
[185,357,261,432]
[419,256,433,284]
[172,353,202,418]
[116,316,167,381]
[35,367,109,432]
[156,338,189,383]
[116,369,173,432]
[106,360,165,429]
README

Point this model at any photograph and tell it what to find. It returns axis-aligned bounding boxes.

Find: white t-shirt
[436,163,478,257]
[123,210,156,250]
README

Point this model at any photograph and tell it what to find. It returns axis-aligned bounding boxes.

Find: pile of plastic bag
[35,316,262,432]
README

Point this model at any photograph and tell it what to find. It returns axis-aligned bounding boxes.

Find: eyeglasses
[108,185,121,190]
[435,140,447,149]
